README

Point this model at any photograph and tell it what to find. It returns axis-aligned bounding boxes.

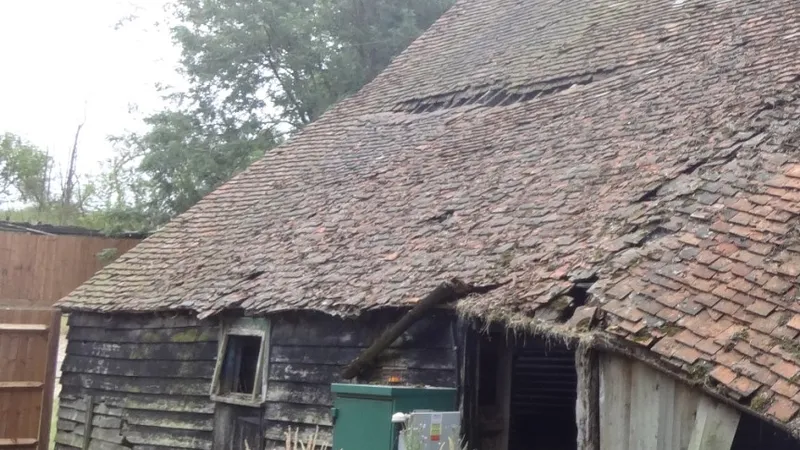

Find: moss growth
[750,393,772,412]
[687,361,712,381]
[171,329,204,342]
[630,331,653,344]
[731,329,749,341]
[776,337,800,360]
[659,324,682,336]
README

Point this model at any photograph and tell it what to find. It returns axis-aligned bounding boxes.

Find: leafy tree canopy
[112,0,454,228]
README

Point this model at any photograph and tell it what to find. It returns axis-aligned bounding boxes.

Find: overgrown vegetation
[1,0,454,232]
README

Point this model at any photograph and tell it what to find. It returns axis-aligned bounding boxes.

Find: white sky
[0,0,181,175]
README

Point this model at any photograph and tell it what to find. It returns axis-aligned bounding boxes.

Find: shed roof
[60,0,800,429]
[0,220,146,239]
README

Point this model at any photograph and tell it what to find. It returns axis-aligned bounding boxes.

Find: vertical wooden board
[40,311,61,450]
[687,396,740,450]
[672,383,700,450]
[628,362,663,450]
[654,368,676,450]
[599,355,631,450]
[15,311,35,438]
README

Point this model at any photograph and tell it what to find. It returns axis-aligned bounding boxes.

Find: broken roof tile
[767,396,800,422]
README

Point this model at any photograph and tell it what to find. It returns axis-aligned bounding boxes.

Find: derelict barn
[56,310,459,449]
[55,0,800,449]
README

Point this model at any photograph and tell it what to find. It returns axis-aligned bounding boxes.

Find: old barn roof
[61,0,800,427]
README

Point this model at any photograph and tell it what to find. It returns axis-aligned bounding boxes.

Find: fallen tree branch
[341,277,504,379]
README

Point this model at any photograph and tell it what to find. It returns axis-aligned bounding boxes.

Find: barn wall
[55,313,218,450]
[55,310,458,450]
[264,310,459,450]
[599,353,740,450]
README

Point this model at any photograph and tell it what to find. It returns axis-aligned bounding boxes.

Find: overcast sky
[0,0,181,175]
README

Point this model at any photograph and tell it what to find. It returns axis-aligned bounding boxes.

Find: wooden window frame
[210,317,271,407]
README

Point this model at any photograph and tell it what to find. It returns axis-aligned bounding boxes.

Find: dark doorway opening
[732,410,800,450]
[508,337,577,450]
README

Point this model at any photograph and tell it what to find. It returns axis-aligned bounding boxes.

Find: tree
[112,0,454,226]
[0,133,52,210]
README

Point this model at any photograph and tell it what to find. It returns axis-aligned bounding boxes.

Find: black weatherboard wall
[55,310,459,450]
[56,313,218,450]
[262,311,459,450]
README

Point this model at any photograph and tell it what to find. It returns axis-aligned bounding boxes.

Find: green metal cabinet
[331,384,457,450]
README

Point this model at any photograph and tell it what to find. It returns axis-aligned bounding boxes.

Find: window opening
[219,335,262,395]
[211,317,270,406]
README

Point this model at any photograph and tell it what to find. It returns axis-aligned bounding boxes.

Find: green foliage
[2,0,454,233]
[0,133,52,208]
[110,0,454,226]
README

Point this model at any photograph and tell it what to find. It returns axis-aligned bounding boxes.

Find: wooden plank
[628,362,661,450]
[66,341,218,361]
[0,381,43,389]
[87,440,128,450]
[60,373,211,396]
[39,309,61,450]
[55,431,84,449]
[267,362,455,387]
[123,409,213,432]
[599,355,631,450]
[0,438,37,447]
[68,313,206,330]
[672,382,700,450]
[125,427,212,450]
[57,419,78,432]
[68,326,217,344]
[263,403,333,427]
[263,422,332,444]
[270,313,454,349]
[61,355,213,379]
[59,396,88,412]
[123,395,215,414]
[56,420,127,445]
[270,345,456,370]
[58,388,215,415]
[82,395,94,450]
[131,447,196,450]
[654,367,677,450]
[687,396,740,450]
[264,382,333,406]
[55,443,82,450]
[0,233,139,307]
[59,407,88,423]
[576,344,598,450]
[0,323,48,332]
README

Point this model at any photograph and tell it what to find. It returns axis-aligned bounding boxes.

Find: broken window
[211,317,270,405]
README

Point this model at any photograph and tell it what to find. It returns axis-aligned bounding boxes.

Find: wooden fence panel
[0,232,140,308]
[0,308,61,450]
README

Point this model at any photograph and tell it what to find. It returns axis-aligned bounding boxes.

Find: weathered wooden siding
[55,313,218,450]
[264,311,458,450]
[0,232,140,307]
[599,354,740,450]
